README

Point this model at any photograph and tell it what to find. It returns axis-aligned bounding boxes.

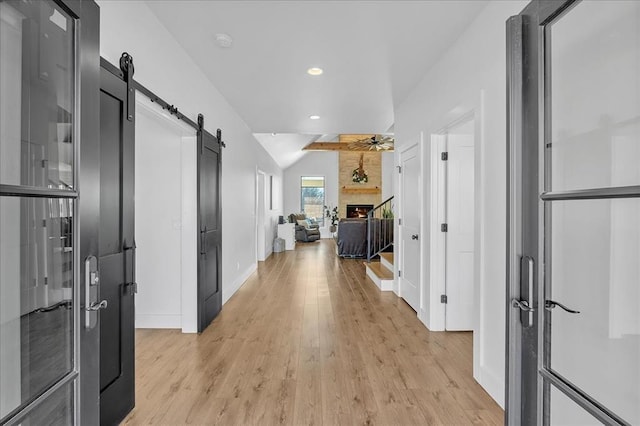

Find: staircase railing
[366,196,394,262]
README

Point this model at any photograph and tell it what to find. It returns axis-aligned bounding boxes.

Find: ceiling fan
[347,134,394,151]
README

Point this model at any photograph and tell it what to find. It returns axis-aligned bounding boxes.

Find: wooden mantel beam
[303,142,352,151]
[303,142,393,152]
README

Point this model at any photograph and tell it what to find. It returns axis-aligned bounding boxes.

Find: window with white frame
[300,176,325,225]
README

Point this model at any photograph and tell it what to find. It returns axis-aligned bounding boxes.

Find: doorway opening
[134,95,198,332]
[432,115,476,332]
[256,170,268,262]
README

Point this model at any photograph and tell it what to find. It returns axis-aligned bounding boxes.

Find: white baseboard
[418,308,427,328]
[136,314,182,329]
[135,264,258,331]
[223,263,257,305]
[475,365,505,409]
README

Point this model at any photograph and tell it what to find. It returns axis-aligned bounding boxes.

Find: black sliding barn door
[98,62,136,425]
[197,124,222,332]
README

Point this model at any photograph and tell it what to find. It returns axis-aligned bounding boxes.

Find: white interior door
[444,120,475,330]
[256,172,266,261]
[400,145,420,312]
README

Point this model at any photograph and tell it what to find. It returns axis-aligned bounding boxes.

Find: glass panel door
[543,0,640,424]
[0,0,78,423]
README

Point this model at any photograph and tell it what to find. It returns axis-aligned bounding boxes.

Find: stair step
[364,261,394,292]
[379,252,394,268]
[366,261,394,280]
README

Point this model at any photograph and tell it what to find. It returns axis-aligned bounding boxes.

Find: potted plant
[324,205,339,233]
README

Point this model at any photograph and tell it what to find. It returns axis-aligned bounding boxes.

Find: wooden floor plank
[123,239,503,425]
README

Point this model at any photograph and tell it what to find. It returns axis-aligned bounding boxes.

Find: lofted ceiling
[146,0,488,168]
[253,133,338,169]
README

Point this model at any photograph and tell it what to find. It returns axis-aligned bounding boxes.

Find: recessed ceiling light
[214,33,233,48]
[309,115,320,120]
[307,67,323,76]
[271,132,277,136]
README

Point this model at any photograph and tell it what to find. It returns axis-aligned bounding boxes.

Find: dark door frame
[0,0,101,424]
[507,1,637,425]
[507,2,578,423]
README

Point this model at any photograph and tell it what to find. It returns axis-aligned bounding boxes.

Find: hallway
[123,240,502,425]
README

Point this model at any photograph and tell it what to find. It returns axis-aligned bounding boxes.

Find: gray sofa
[336,218,367,257]
[336,218,393,258]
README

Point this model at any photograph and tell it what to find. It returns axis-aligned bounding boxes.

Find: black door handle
[123,241,137,296]
[411,234,419,240]
[200,226,207,255]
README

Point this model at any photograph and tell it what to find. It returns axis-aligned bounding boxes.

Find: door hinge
[441,294,448,304]
[198,114,205,153]
[398,270,402,278]
[398,218,402,225]
[441,152,448,161]
[397,166,402,173]
[217,128,226,148]
[124,282,138,295]
[441,223,448,232]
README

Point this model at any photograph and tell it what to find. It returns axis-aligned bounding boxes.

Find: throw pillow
[297,219,309,229]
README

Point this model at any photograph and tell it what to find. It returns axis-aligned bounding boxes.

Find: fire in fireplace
[346,204,374,218]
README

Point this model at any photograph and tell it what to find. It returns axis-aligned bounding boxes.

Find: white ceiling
[146,0,488,167]
[253,133,338,169]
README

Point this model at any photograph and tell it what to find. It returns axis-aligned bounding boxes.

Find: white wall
[394,0,528,407]
[283,152,338,238]
[98,1,283,310]
[381,151,394,202]
[258,171,281,259]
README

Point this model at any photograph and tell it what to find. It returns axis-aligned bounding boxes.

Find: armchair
[288,213,321,242]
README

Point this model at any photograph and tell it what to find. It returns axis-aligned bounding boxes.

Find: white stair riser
[365,264,394,292]
[380,256,393,271]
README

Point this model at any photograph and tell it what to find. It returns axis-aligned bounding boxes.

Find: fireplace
[346,204,373,218]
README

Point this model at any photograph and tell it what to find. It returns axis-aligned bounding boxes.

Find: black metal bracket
[216,128,226,148]
[112,53,225,146]
[165,104,179,115]
[119,52,135,121]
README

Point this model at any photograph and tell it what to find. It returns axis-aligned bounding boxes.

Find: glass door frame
[507,0,639,425]
[0,0,80,422]
[0,0,101,424]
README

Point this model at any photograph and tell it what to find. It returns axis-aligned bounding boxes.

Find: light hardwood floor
[123,240,503,425]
